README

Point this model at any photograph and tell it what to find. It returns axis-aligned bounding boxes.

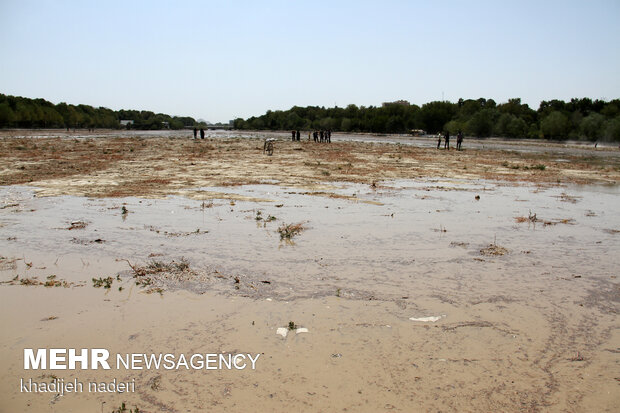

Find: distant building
[382,100,410,107]
[409,129,426,136]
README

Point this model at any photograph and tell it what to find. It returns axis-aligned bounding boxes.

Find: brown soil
[1,135,618,198]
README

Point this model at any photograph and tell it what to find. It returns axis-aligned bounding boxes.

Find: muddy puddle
[0,179,619,412]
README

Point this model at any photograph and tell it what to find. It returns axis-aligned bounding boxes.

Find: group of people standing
[313,129,331,143]
[437,130,464,150]
[193,128,205,139]
[291,130,332,143]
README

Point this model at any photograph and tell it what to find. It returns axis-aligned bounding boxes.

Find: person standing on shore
[456,130,463,150]
[200,128,205,139]
[296,130,300,141]
[444,131,450,150]
[193,128,197,139]
[437,134,442,149]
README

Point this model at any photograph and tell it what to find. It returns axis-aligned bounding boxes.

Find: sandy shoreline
[1,131,619,412]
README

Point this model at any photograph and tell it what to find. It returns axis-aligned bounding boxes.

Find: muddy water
[0,179,618,412]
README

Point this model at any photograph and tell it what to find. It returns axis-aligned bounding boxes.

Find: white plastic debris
[409,315,445,322]
[295,328,309,334]
[266,298,273,301]
[276,327,288,338]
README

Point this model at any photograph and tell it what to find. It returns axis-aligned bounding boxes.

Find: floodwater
[0,179,619,412]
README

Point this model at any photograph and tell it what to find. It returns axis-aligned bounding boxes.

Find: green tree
[465,108,497,137]
[0,102,16,126]
[505,117,527,138]
[444,120,463,135]
[603,117,620,141]
[580,113,605,140]
[419,101,457,133]
[340,118,352,131]
[540,111,569,139]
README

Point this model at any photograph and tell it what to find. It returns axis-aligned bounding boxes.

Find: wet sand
[0,131,619,412]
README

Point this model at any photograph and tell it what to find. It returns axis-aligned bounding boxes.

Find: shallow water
[0,179,618,412]
[1,180,618,301]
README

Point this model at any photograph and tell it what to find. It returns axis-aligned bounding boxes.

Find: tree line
[3,93,619,141]
[234,98,620,141]
[0,94,198,130]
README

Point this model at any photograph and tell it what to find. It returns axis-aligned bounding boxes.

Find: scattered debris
[144,225,207,237]
[515,210,537,223]
[1,274,77,288]
[148,375,162,391]
[145,287,164,295]
[66,220,88,230]
[276,327,288,338]
[92,276,114,289]
[556,193,581,203]
[542,218,575,227]
[514,211,575,227]
[0,256,17,270]
[409,315,445,322]
[569,351,585,362]
[296,327,309,334]
[480,241,508,256]
[277,222,306,240]
[41,316,58,321]
[71,237,105,245]
[121,258,257,296]
[111,402,141,413]
[442,321,495,331]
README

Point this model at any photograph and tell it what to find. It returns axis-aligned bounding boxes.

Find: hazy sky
[1,0,619,122]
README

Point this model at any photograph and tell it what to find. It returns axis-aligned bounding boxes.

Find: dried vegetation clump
[118,257,280,297]
[480,243,509,256]
[1,274,77,287]
[277,222,306,240]
[66,220,88,230]
[514,211,575,226]
[127,258,193,292]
